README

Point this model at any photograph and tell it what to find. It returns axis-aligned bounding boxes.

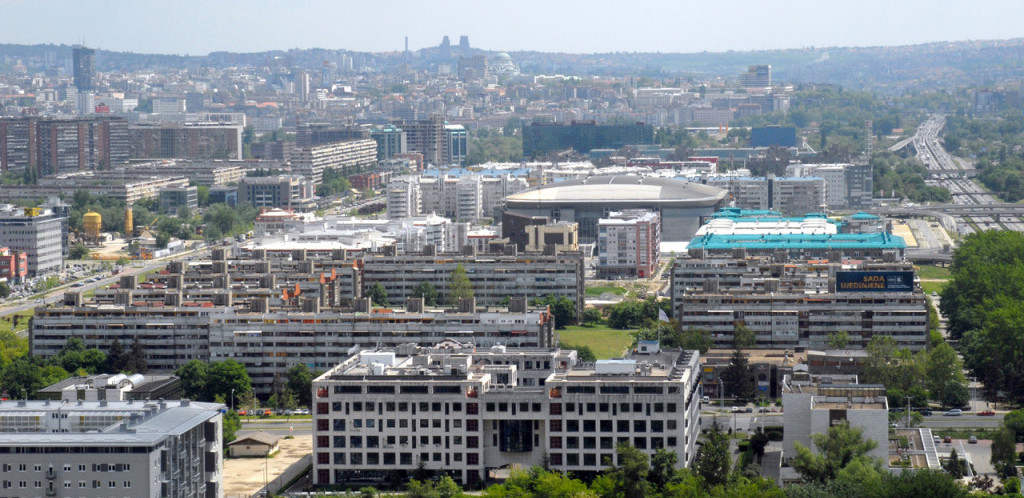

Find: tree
[581,308,602,325]
[286,363,316,407]
[411,282,439,306]
[1005,409,1024,441]
[750,428,771,462]
[55,337,106,374]
[696,422,731,488]
[720,349,756,399]
[222,409,240,445]
[649,448,678,491]
[535,295,576,328]
[176,360,209,400]
[448,264,474,305]
[123,337,148,373]
[992,425,1019,478]
[0,281,10,299]
[945,448,964,478]
[205,360,252,404]
[367,282,388,306]
[961,298,1024,404]
[792,421,878,484]
[407,475,464,498]
[69,243,90,260]
[828,331,849,349]
[600,443,652,498]
[104,338,127,373]
[733,322,756,349]
[925,342,969,407]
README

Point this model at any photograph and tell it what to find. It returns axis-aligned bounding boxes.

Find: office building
[597,210,661,279]
[771,177,826,216]
[739,65,771,88]
[445,125,468,165]
[523,222,579,253]
[311,343,702,486]
[159,186,199,214]
[129,123,243,160]
[296,124,369,148]
[0,399,223,498]
[504,176,727,243]
[0,205,64,276]
[0,246,28,282]
[782,383,888,464]
[72,46,95,91]
[238,175,317,212]
[370,126,407,160]
[400,115,446,167]
[522,122,654,159]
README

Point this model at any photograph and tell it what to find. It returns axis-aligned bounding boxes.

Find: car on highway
[943,409,962,416]
[915,408,933,416]
[978,410,996,416]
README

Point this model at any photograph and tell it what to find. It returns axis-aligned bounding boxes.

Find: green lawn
[559,324,635,359]
[921,281,947,295]
[0,310,33,336]
[584,285,628,298]
[916,265,952,280]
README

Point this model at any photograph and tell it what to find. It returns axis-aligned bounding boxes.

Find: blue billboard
[835,271,914,293]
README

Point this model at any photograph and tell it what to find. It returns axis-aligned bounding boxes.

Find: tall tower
[865,120,873,156]
[72,46,95,91]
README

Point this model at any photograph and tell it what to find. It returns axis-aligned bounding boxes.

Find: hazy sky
[5,0,1024,55]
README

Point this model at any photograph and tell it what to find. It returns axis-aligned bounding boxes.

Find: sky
[5,0,1024,55]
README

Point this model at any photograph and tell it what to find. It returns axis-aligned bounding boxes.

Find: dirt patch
[223,435,311,498]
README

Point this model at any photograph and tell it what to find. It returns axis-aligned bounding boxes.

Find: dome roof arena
[504,175,727,243]
[505,175,726,207]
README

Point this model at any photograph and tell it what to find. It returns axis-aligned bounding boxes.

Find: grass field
[584,285,628,298]
[916,265,952,280]
[921,281,947,295]
[0,310,33,336]
[559,324,635,359]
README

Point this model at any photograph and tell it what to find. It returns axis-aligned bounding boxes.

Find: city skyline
[4,0,1024,56]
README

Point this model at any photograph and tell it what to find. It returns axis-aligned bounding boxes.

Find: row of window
[549,419,679,433]
[0,480,130,489]
[0,463,130,472]
[318,451,480,467]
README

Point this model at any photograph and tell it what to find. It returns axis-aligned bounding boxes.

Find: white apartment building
[385,178,421,219]
[0,399,223,498]
[311,343,702,487]
[292,139,378,185]
[771,177,826,216]
[782,383,889,464]
[808,165,848,209]
[597,210,661,279]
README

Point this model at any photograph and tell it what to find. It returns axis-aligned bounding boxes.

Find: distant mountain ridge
[3,38,1023,92]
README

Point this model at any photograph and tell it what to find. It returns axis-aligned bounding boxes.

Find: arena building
[503,176,726,243]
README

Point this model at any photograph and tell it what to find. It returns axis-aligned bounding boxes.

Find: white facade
[0,399,223,498]
[782,384,889,463]
[0,205,64,276]
[597,210,661,278]
[311,344,701,487]
[385,178,421,219]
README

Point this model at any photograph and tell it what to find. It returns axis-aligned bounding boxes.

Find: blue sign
[835,271,914,293]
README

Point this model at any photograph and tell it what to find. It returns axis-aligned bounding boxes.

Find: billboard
[835,271,914,293]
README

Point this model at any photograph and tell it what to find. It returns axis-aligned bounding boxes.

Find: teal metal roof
[688,231,907,250]
[849,212,880,220]
[709,208,834,223]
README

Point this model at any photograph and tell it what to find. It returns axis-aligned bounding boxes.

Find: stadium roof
[505,175,725,205]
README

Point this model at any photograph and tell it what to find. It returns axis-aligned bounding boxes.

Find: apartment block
[771,177,826,216]
[291,139,378,185]
[597,210,661,279]
[310,343,701,486]
[0,399,223,498]
[360,249,585,319]
[129,123,243,160]
[0,116,129,175]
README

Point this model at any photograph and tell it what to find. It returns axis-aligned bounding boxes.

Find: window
[317,436,330,448]
[667,420,677,430]
[351,453,362,465]
[600,420,612,432]
[633,420,646,432]
[467,419,478,431]
[583,420,596,432]
[549,403,562,415]
[317,419,329,431]
[333,419,346,431]
[601,437,614,449]
[617,420,629,432]
[550,454,563,465]
[550,420,562,432]
[333,436,346,448]
[317,453,329,465]
[583,454,596,466]
[467,436,479,448]
[566,420,579,432]
[652,420,664,433]
[550,437,562,449]
[567,437,579,449]
[350,436,362,448]
[467,453,479,465]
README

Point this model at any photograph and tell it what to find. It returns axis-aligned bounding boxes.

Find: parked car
[744,407,753,413]
[943,408,962,416]
[943,436,953,443]
[968,435,978,444]
[933,436,942,444]
[978,410,996,416]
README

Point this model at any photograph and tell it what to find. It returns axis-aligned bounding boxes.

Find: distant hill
[3,38,1024,92]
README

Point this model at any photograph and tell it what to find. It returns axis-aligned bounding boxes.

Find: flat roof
[687,232,907,250]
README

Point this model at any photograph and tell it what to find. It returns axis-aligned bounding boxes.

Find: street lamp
[231,388,235,413]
